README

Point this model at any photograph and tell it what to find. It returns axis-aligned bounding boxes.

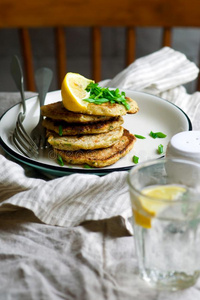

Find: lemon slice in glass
[133,185,187,229]
[61,72,94,112]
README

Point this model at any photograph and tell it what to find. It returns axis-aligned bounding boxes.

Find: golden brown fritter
[82,96,139,116]
[42,116,124,135]
[41,101,112,123]
[47,126,124,151]
[41,96,139,120]
[53,129,136,168]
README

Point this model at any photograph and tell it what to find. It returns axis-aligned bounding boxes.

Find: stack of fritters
[41,97,139,168]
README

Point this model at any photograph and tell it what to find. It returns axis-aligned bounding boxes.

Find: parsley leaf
[134,134,146,139]
[157,144,164,154]
[57,154,64,166]
[150,131,167,139]
[83,164,93,169]
[132,155,139,164]
[84,82,130,110]
[59,125,63,136]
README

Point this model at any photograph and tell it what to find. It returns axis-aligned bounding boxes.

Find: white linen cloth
[1,47,200,299]
[1,209,200,300]
[107,47,199,92]
[104,47,200,129]
[0,154,131,229]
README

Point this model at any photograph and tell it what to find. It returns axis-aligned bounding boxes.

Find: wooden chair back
[0,0,199,91]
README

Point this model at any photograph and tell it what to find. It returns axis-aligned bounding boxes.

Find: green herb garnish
[57,154,64,166]
[132,155,139,164]
[150,131,167,139]
[83,164,93,169]
[59,125,63,136]
[84,82,130,110]
[157,144,164,154]
[134,134,146,139]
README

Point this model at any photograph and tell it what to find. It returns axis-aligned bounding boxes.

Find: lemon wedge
[61,72,94,112]
[133,185,187,229]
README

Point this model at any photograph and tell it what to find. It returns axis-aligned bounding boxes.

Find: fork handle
[35,67,53,107]
[10,55,26,116]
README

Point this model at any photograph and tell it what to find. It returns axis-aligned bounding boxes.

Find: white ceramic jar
[166,131,200,163]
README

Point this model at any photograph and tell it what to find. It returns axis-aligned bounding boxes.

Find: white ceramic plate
[0,90,191,176]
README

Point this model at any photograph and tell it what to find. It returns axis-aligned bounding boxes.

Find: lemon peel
[61,72,94,112]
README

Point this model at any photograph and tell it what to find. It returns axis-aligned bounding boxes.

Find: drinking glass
[128,158,200,291]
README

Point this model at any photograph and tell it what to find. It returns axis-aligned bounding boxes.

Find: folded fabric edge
[106,47,199,91]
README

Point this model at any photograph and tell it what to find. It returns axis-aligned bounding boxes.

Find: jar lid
[169,131,200,158]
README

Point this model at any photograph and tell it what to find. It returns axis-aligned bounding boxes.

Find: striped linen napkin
[0,47,199,228]
[104,47,200,129]
[107,47,199,93]
[0,154,131,229]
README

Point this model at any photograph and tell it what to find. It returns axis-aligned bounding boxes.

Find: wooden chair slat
[0,0,199,90]
[1,0,200,27]
[92,27,101,83]
[162,27,172,47]
[55,27,67,87]
[19,28,35,91]
[126,27,136,66]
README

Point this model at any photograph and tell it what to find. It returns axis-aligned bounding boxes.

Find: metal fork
[30,67,53,149]
[10,55,39,158]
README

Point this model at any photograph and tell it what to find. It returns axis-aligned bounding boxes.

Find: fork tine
[17,117,38,150]
[44,137,49,149]
[15,126,38,155]
[15,128,38,156]
[11,134,29,157]
[12,132,32,158]
[11,114,39,158]
[12,129,38,158]
[11,113,39,158]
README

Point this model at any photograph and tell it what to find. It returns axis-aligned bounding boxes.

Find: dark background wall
[0,27,199,93]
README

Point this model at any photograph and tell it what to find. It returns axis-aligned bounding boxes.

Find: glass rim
[127,157,200,204]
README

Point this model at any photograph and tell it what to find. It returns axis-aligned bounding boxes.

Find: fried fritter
[47,126,124,151]
[42,116,124,136]
[53,129,136,168]
[41,96,139,120]
[82,96,139,116]
[41,101,111,123]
